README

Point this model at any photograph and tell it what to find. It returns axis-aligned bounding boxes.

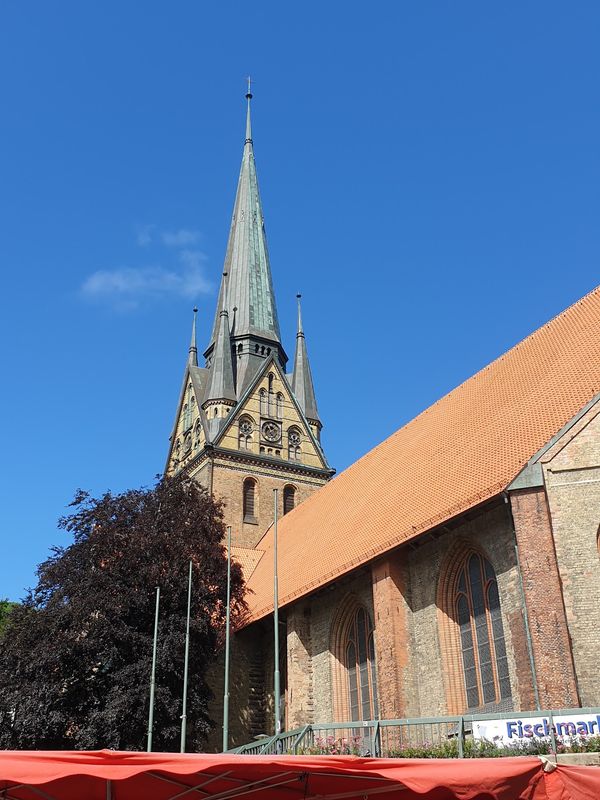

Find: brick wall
[204,459,327,549]
[205,623,269,752]
[541,403,600,706]
[370,557,414,719]
[407,503,530,715]
[509,487,579,708]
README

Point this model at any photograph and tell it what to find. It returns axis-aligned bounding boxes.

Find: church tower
[165,87,332,548]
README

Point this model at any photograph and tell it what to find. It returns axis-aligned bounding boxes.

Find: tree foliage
[0,599,18,637]
[0,477,246,751]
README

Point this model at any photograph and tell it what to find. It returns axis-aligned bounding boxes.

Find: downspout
[503,492,541,711]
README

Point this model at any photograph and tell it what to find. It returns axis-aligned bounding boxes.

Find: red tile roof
[245,286,600,622]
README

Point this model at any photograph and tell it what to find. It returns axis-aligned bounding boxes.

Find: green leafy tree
[0,477,246,751]
[0,599,18,637]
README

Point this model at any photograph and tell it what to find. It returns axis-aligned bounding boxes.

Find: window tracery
[288,428,301,460]
[239,417,254,450]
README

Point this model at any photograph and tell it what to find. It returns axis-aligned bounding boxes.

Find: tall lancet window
[439,548,512,712]
[243,477,257,523]
[268,373,275,417]
[276,392,284,420]
[259,389,268,417]
[332,601,379,722]
[455,554,510,708]
[183,384,193,430]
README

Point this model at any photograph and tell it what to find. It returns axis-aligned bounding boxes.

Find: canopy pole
[147,586,160,752]
[180,560,193,753]
[273,489,281,736]
[222,525,232,752]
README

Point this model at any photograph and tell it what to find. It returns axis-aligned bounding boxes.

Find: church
[165,91,600,749]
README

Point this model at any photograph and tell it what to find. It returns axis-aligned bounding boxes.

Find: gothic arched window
[193,420,201,450]
[338,606,378,722]
[283,485,296,515]
[239,417,254,450]
[243,477,257,523]
[268,373,275,417]
[454,553,511,708]
[439,548,511,712]
[288,428,301,461]
[276,392,284,420]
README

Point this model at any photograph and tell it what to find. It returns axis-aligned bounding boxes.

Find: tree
[0,477,246,751]
[0,599,17,638]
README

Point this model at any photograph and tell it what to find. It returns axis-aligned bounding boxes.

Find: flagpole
[273,489,281,736]
[180,560,193,753]
[222,525,232,752]
[147,586,160,752]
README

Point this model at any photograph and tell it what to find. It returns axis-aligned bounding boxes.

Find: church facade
[166,94,600,750]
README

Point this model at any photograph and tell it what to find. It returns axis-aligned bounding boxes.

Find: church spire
[291,294,321,425]
[204,273,236,405]
[206,84,286,390]
[188,307,198,366]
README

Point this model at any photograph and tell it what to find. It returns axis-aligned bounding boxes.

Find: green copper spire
[206,85,286,391]
[205,274,236,405]
[291,294,321,425]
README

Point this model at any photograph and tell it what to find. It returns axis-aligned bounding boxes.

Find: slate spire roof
[208,85,282,353]
[204,273,236,405]
[291,294,321,424]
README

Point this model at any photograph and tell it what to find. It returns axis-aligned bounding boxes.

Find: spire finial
[296,293,304,337]
[245,76,253,144]
[189,307,198,365]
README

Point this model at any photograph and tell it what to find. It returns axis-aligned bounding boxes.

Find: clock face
[261,421,281,442]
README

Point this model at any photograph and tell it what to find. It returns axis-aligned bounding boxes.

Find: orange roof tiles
[231,546,263,581]
[245,286,600,623]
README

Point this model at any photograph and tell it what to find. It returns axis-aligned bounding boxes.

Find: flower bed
[297,734,600,758]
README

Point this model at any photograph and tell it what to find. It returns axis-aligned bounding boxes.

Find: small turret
[291,294,321,427]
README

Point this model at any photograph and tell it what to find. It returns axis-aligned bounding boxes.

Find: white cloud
[81,254,211,310]
[162,229,201,247]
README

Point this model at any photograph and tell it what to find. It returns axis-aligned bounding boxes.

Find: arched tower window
[259,388,268,417]
[183,384,193,430]
[268,373,275,417]
[193,420,201,450]
[331,600,379,722]
[243,477,257,523]
[276,392,284,420]
[439,547,511,711]
[288,427,301,461]
[238,416,254,450]
[283,485,296,515]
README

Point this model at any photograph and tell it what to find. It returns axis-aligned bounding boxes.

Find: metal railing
[228,706,600,757]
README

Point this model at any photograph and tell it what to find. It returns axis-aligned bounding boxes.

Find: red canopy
[0,750,597,800]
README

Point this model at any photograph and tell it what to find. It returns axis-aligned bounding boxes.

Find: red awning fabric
[0,751,597,800]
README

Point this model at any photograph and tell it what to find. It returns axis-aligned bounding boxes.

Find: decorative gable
[166,371,206,476]
[215,357,328,471]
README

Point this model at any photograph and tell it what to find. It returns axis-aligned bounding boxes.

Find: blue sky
[1,2,599,601]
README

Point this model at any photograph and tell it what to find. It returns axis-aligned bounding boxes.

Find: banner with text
[472,713,600,745]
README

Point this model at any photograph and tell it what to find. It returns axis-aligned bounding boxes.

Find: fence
[228,706,600,757]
